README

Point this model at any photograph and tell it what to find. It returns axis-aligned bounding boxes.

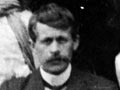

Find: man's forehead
[36,22,72,38]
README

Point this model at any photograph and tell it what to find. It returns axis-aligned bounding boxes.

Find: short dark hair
[29,3,79,42]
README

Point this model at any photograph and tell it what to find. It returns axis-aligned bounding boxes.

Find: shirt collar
[40,63,72,86]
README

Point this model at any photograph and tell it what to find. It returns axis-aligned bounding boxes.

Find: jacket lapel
[25,69,44,90]
[67,67,87,90]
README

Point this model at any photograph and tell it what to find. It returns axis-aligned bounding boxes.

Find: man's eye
[57,37,68,44]
[41,38,52,45]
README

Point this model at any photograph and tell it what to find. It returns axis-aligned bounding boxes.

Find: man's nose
[50,41,60,56]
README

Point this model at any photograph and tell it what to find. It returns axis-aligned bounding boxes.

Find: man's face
[32,23,79,74]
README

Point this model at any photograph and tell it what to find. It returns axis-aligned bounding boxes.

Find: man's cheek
[62,49,71,56]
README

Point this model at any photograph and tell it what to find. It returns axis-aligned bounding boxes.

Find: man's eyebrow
[57,36,65,39]
[41,37,53,41]
[57,35,68,39]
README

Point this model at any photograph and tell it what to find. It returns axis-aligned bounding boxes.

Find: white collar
[40,64,72,86]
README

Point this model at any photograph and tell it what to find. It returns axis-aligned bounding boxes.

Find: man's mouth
[50,59,63,64]
[47,57,68,65]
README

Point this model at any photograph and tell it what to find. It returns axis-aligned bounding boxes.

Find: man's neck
[40,64,72,86]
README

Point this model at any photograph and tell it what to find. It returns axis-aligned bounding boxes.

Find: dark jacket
[0,67,118,90]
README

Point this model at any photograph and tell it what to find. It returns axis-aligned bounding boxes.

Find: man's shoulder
[72,68,118,90]
[0,68,119,90]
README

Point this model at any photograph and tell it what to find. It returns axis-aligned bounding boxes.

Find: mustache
[46,56,69,62]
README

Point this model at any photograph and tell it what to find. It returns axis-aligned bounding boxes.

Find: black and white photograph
[0,0,119,90]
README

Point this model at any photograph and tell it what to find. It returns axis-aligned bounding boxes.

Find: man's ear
[73,35,80,51]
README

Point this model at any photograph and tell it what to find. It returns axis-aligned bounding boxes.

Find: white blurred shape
[80,6,84,9]
[0,10,32,85]
[115,52,120,86]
